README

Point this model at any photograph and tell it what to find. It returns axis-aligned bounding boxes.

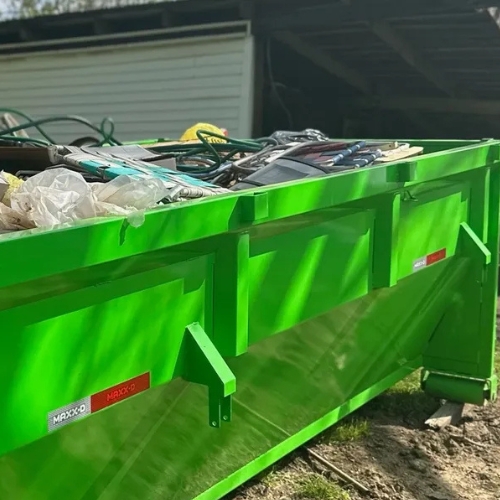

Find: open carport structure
[0,1,500,138]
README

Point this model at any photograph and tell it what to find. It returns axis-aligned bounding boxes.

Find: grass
[296,474,350,500]
[260,468,282,489]
[323,418,370,444]
[389,371,421,394]
[361,369,438,419]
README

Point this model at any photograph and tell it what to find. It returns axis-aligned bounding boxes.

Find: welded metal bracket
[386,161,417,183]
[459,222,491,306]
[240,192,269,223]
[459,222,491,266]
[182,323,236,428]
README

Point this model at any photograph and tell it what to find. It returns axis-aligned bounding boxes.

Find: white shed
[0,22,254,143]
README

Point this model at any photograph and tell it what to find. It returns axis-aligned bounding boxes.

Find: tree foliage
[3,0,161,19]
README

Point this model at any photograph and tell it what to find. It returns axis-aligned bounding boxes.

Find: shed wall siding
[0,33,254,142]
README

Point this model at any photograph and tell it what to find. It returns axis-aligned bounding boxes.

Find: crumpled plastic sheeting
[0,168,169,231]
[0,204,35,231]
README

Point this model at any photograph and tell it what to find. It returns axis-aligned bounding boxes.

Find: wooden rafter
[370,20,456,96]
[356,96,500,115]
[273,31,371,94]
[263,0,499,31]
[274,31,438,135]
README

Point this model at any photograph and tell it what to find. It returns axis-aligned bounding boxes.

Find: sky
[0,1,12,19]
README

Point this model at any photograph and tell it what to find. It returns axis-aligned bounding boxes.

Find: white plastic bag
[0,168,169,231]
[92,175,169,227]
[11,168,97,228]
[0,203,35,231]
[92,175,168,212]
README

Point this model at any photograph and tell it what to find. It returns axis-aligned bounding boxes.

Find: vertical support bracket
[386,161,417,183]
[372,193,400,288]
[240,192,269,223]
[182,323,236,428]
[213,232,250,356]
[458,174,498,401]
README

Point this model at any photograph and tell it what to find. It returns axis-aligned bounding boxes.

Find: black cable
[266,39,293,129]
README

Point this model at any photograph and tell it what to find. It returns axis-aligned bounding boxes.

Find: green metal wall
[0,139,496,499]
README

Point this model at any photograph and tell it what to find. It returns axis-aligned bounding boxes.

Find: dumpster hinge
[422,370,497,405]
[182,323,236,428]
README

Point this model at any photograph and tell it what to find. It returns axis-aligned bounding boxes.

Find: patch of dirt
[228,389,500,500]
[324,397,500,500]
[226,305,500,500]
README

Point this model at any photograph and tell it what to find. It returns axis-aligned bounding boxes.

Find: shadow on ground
[228,365,500,500]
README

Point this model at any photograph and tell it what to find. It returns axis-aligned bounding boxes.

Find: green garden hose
[0,108,121,146]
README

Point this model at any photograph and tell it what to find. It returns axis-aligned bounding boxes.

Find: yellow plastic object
[180,123,227,143]
[1,172,24,207]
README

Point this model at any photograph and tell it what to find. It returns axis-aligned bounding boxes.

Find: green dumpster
[0,139,497,499]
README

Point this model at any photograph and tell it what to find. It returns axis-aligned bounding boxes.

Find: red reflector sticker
[48,372,151,432]
[91,373,150,413]
[426,248,447,266]
[412,248,447,272]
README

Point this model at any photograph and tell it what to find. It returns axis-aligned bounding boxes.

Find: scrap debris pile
[0,111,424,232]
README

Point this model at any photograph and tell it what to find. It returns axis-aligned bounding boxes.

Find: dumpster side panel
[248,209,373,343]
[396,181,468,280]
[0,255,213,456]
[0,262,457,500]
